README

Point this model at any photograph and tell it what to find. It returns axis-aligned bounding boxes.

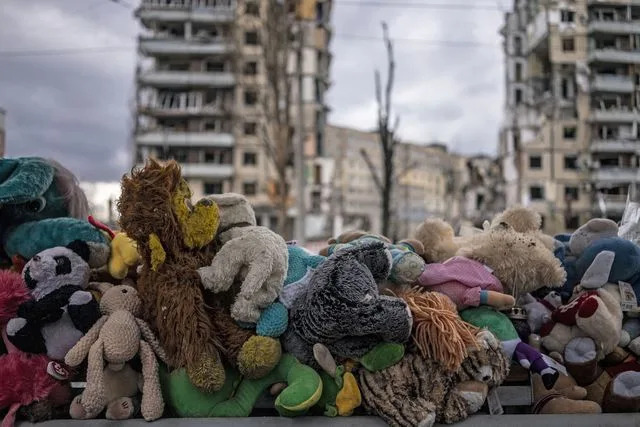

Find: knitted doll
[65,285,166,421]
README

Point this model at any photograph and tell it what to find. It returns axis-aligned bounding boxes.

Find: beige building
[325,125,465,239]
[500,0,640,234]
[132,0,332,231]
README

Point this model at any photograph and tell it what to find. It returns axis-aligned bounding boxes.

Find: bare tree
[261,0,295,238]
[361,22,399,238]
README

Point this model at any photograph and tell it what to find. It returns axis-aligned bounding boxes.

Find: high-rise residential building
[132,0,332,234]
[500,0,640,234]
[0,108,5,157]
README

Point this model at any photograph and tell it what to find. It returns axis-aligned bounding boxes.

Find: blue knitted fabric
[256,302,289,337]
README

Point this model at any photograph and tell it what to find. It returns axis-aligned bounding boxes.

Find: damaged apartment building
[132,0,332,234]
[500,0,640,234]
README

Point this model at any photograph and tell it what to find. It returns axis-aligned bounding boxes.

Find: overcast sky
[1,0,508,181]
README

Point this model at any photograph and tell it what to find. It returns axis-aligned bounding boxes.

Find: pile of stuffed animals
[3,156,640,427]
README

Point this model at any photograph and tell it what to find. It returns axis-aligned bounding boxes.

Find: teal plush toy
[0,157,110,267]
[254,244,326,337]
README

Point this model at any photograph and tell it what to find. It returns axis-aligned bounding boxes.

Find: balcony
[590,108,640,122]
[588,48,640,64]
[591,74,635,92]
[590,139,640,153]
[138,71,234,87]
[592,167,640,183]
[135,131,234,147]
[139,92,231,117]
[139,36,231,56]
[600,193,628,213]
[181,163,234,179]
[589,20,640,35]
[137,0,235,23]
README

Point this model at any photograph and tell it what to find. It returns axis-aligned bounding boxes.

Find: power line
[336,0,503,11]
[0,46,134,58]
[336,33,498,47]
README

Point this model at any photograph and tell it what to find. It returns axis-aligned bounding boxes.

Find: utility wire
[336,0,503,11]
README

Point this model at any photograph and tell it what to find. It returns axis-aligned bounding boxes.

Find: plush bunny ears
[0,157,55,205]
[581,250,615,289]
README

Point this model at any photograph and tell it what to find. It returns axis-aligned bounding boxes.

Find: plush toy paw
[629,337,640,356]
[231,294,262,324]
[106,397,137,420]
[187,354,226,392]
[69,395,89,420]
[238,335,282,379]
[359,342,405,372]
[69,290,93,306]
[417,412,436,427]
[603,371,640,412]
[457,380,488,414]
[108,233,140,280]
[256,302,288,337]
[335,371,362,416]
[6,316,27,335]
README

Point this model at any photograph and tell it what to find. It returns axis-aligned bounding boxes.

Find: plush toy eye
[26,197,46,213]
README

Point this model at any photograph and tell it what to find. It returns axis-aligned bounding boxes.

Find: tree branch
[394,160,421,182]
[360,148,383,193]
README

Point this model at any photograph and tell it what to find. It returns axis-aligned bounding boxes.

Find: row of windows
[528,154,579,170]
[203,181,257,195]
[137,147,258,166]
[529,185,579,202]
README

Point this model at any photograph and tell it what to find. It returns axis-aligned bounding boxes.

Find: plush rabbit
[64,285,166,421]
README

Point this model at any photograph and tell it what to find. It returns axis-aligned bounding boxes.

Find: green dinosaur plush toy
[160,354,322,417]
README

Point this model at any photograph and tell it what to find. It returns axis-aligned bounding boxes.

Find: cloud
[1,0,507,181]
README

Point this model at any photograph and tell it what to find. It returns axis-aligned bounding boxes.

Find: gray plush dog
[197,193,288,324]
[282,241,413,367]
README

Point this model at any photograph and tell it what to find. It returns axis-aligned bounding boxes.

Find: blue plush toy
[0,157,109,267]
[254,244,326,337]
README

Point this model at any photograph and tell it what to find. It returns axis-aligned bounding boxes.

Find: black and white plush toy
[5,240,101,361]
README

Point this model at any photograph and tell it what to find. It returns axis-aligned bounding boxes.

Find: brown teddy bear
[117,160,280,392]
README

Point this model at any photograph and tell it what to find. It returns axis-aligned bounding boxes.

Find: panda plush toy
[5,240,101,361]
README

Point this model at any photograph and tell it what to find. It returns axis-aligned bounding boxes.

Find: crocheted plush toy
[283,241,412,369]
[198,193,288,325]
[118,160,279,392]
[64,284,166,421]
[6,241,101,361]
[359,330,510,427]
[0,157,110,269]
[0,270,72,427]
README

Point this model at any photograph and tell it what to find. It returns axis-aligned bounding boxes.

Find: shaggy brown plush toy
[117,160,278,392]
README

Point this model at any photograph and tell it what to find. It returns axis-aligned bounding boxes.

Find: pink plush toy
[416,256,515,310]
[0,270,71,427]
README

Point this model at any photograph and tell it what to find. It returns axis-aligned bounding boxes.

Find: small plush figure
[523,291,562,333]
[416,256,515,310]
[359,330,510,427]
[6,241,101,360]
[88,216,140,280]
[198,193,288,325]
[278,245,325,309]
[283,241,412,368]
[0,157,110,268]
[65,285,166,421]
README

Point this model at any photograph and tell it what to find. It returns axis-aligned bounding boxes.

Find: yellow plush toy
[89,216,141,280]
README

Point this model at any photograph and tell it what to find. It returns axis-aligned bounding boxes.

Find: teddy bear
[282,241,413,370]
[359,329,510,427]
[540,252,623,360]
[0,157,110,270]
[0,269,73,427]
[197,193,288,325]
[5,241,101,361]
[489,204,557,251]
[118,160,280,392]
[64,284,166,421]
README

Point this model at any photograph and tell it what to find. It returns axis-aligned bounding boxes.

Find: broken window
[243,151,257,166]
[243,182,257,195]
[244,90,258,106]
[562,37,575,52]
[565,215,580,230]
[245,1,259,16]
[514,36,522,55]
[204,181,223,195]
[530,185,545,200]
[206,61,226,72]
[564,126,577,139]
[529,155,542,169]
[243,61,258,75]
[245,31,259,45]
[515,62,523,82]
[244,122,257,135]
[561,77,574,99]
[515,88,523,104]
[565,186,579,201]
[561,9,575,23]
[476,193,485,209]
[564,155,578,170]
